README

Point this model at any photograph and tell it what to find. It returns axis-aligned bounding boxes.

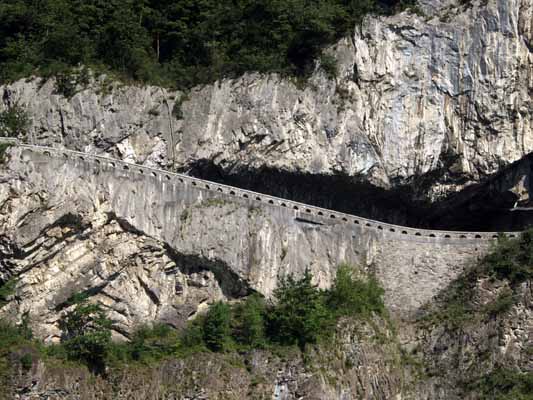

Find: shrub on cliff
[0,321,34,388]
[0,278,17,307]
[485,229,533,284]
[59,296,112,370]
[128,324,180,363]
[268,269,331,348]
[327,264,385,318]
[0,103,29,138]
[203,301,232,352]
[195,266,386,351]
[475,368,533,400]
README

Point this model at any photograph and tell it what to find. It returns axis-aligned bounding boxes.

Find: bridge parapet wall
[16,142,520,243]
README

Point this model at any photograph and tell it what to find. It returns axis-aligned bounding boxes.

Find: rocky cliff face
[1,0,532,227]
[405,275,533,399]
[1,0,532,398]
[0,146,491,340]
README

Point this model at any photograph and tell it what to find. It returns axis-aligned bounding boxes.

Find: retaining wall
[5,141,521,314]
[14,142,520,241]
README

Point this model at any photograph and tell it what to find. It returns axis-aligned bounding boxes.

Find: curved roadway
[2,138,522,241]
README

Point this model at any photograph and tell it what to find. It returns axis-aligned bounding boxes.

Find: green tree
[203,301,231,352]
[234,293,266,347]
[269,269,331,348]
[59,295,112,369]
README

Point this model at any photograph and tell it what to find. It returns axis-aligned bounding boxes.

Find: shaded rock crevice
[183,151,533,231]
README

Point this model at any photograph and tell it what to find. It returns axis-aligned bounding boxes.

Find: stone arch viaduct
[2,139,522,315]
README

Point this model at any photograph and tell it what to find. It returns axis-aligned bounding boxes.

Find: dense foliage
[189,265,385,350]
[233,293,267,348]
[7,266,384,366]
[268,269,332,347]
[0,278,17,307]
[0,266,384,378]
[0,0,415,88]
[0,318,34,391]
[202,301,232,351]
[328,263,385,317]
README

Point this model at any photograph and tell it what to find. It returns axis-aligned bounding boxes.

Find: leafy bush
[476,368,533,400]
[59,296,112,370]
[121,324,180,363]
[0,103,29,138]
[0,278,17,307]
[0,320,35,388]
[483,288,515,318]
[54,67,91,98]
[179,319,205,350]
[19,354,32,371]
[319,54,338,79]
[0,321,31,354]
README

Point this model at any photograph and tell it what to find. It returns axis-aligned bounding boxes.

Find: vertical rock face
[0,147,490,340]
[176,0,533,200]
[1,78,176,167]
[1,0,530,207]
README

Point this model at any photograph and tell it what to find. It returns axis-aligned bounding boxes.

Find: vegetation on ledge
[419,229,533,329]
[472,368,533,400]
[0,0,417,88]
[0,265,385,376]
[0,103,30,138]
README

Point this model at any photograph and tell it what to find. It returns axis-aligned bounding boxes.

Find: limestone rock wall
[0,0,531,204]
[0,146,490,340]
